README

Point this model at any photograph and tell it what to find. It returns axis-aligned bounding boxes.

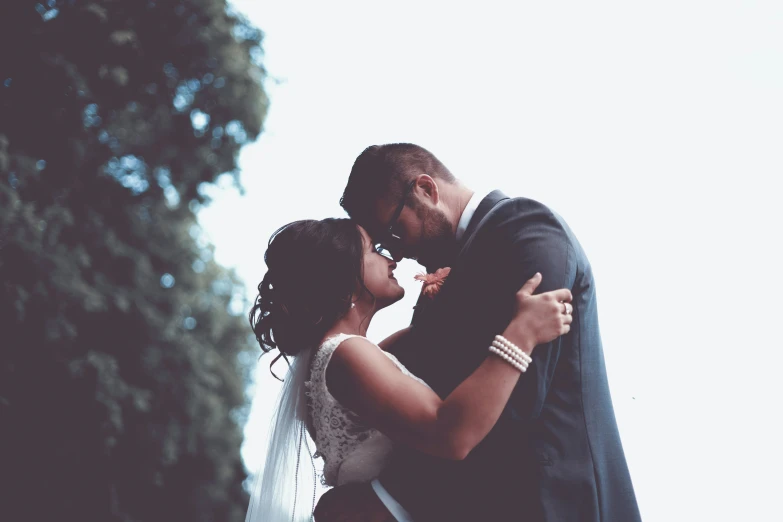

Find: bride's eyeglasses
[375,179,416,260]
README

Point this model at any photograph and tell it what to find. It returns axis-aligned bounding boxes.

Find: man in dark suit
[318,143,640,521]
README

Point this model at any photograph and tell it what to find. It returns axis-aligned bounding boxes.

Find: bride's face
[357,225,405,308]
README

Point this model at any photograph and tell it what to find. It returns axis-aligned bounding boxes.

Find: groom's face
[371,184,455,270]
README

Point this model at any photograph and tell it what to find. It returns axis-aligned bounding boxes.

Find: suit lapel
[410,190,509,325]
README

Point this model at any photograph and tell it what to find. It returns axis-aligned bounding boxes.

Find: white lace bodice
[305,333,428,487]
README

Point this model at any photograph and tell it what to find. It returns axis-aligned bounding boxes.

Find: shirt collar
[455,190,489,241]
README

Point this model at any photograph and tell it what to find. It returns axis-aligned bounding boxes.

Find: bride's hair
[249,218,370,357]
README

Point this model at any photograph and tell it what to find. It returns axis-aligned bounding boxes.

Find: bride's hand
[503,273,573,353]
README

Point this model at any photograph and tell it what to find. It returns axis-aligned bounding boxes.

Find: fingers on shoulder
[551,288,573,302]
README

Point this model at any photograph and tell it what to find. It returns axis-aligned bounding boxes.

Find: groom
[316,144,641,521]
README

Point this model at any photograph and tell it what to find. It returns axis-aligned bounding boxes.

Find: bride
[245,218,572,522]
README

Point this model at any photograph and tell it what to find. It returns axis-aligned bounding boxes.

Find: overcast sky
[197,2,783,520]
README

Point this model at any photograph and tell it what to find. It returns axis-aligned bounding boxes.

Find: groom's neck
[447,184,475,236]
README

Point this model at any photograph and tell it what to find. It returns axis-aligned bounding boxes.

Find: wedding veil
[245,348,318,522]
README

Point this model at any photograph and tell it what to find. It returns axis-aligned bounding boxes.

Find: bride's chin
[390,281,404,298]
[378,288,405,308]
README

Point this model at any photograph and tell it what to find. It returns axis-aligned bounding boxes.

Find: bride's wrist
[489,334,533,372]
[499,329,535,355]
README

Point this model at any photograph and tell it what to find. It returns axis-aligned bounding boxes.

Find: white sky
[198,2,783,520]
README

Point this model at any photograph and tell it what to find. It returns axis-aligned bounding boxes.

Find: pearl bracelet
[494,335,533,365]
[491,341,530,368]
[488,346,528,373]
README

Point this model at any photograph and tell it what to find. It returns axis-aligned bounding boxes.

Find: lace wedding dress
[305,333,429,486]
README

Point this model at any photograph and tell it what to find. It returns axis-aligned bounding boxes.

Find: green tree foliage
[0,1,267,520]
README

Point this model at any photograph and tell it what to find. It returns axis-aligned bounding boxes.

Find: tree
[0,1,267,520]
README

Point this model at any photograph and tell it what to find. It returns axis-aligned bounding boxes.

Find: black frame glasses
[374,179,417,260]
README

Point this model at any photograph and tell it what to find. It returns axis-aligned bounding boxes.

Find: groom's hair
[340,143,455,226]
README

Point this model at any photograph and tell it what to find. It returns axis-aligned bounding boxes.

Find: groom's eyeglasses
[375,179,417,260]
[374,244,394,260]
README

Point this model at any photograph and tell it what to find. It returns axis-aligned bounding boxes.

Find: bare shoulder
[326,336,401,410]
[328,336,396,382]
[332,335,377,355]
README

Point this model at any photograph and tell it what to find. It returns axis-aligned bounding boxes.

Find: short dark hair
[248,218,371,357]
[340,143,455,228]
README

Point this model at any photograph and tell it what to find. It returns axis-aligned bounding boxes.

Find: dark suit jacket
[379,191,641,521]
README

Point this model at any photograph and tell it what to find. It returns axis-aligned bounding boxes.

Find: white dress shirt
[455,190,487,242]
[370,189,491,521]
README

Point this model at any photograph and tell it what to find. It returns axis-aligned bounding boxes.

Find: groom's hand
[314,483,395,522]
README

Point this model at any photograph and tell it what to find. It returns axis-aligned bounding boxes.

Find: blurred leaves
[0,1,266,521]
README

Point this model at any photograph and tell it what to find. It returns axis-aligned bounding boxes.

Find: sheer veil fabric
[245,347,317,522]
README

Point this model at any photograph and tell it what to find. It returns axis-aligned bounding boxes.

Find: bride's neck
[324,304,376,339]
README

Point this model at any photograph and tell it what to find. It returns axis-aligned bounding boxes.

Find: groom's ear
[416,174,439,205]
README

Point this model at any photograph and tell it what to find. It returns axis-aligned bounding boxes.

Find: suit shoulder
[496,195,556,215]
[495,196,592,271]
[488,196,568,236]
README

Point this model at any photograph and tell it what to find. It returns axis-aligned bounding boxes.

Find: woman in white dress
[246,219,572,522]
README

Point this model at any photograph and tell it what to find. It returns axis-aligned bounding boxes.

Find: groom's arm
[378,326,412,352]
[498,199,576,419]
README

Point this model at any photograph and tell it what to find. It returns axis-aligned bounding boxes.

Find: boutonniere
[414,267,451,299]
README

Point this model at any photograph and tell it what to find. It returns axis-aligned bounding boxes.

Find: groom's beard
[416,207,457,272]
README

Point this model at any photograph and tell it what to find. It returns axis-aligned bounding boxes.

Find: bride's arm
[327,337,524,460]
[377,326,412,351]
[326,274,572,461]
